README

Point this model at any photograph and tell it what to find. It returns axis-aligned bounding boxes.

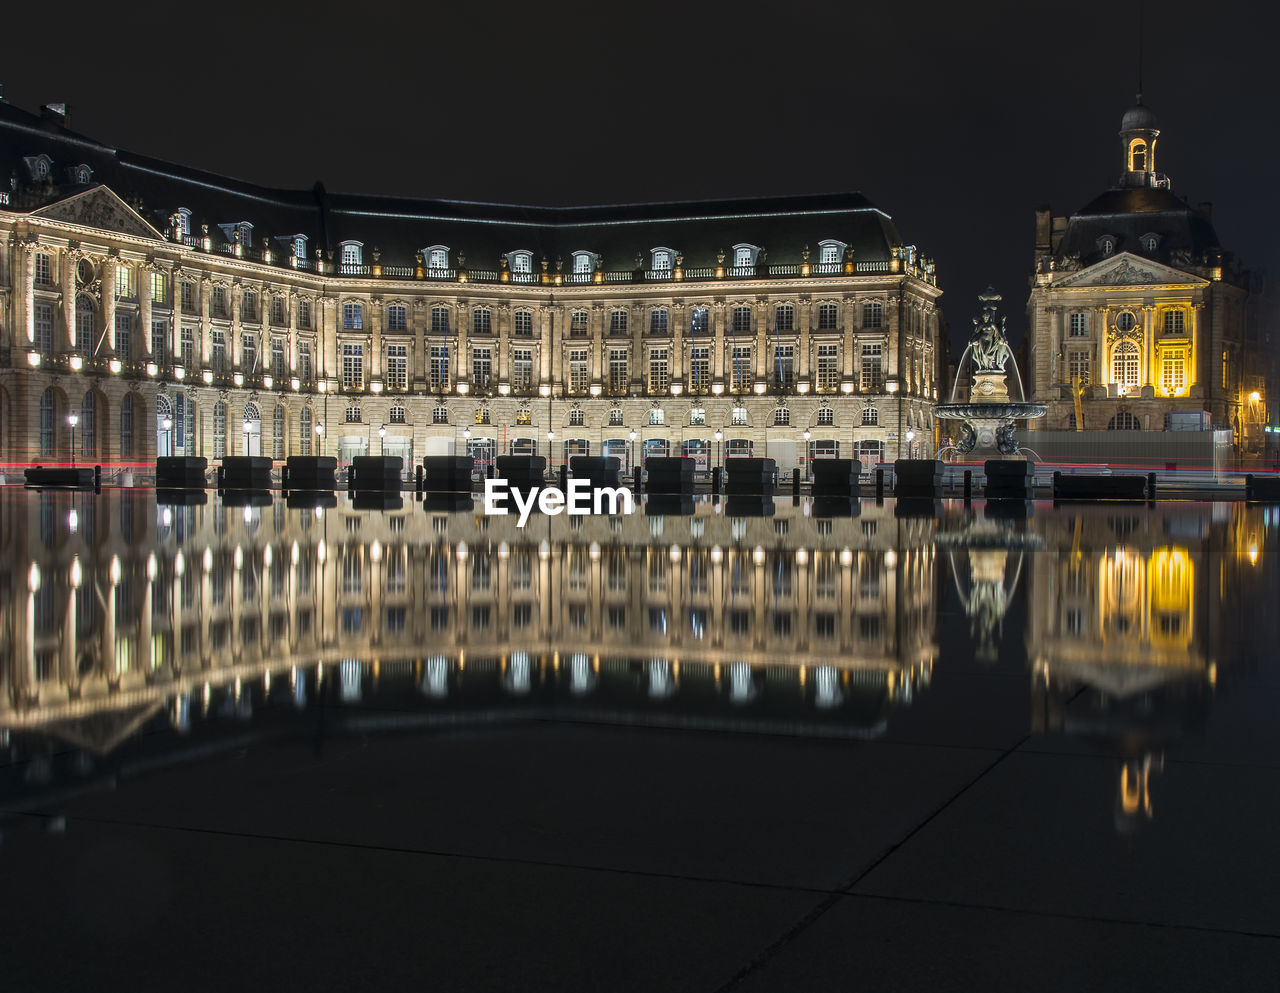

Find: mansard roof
[0,99,912,272]
[1056,187,1222,270]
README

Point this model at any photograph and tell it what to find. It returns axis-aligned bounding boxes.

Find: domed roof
[1121,99,1158,132]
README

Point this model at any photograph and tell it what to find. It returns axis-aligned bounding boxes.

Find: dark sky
[4,0,1276,345]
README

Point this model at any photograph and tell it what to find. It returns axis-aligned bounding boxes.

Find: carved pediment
[1054,252,1207,289]
[31,185,166,241]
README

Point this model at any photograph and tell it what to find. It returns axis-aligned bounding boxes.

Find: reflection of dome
[1121,100,1158,132]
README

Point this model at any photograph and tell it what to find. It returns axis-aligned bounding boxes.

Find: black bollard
[711,466,721,495]
[875,467,884,500]
[347,465,356,493]
[559,464,568,491]
[216,465,225,489]
[93,464,102,491]
[415,464,424,492]
[1147,471,1157,505]
[281,464,290,492]
[963,469,972,504]
[792,467,801,497]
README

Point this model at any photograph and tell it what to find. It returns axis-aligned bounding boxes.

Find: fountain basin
[934,403,1047,421]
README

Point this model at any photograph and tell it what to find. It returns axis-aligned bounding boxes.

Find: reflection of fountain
[936,287,1045,459]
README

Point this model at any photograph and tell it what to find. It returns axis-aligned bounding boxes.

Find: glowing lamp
[109,358,122,374]
[146,362,158,377]
[69,355,83,371]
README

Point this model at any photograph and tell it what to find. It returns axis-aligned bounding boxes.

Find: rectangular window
[150,272,170,305]
[570,310,589,336]
[731,306,751,335]
[242,332,257,372]
[431,306,449,334]
[472,346,492,388]
[818,303,839,330]
[569,348,588,393]
[1161,353,1186,394]
[609,309,628,335]
[689,407,706,426]
[774,344,794,387]
[650,309,669,335]
[271,337,286,379]
[817,407,834,425]
[181,326,195,368]
[387,304,407,332]
[299,341,313,384]
[115,265,135,299]
[690,346,710,391]
[297,299,311,329]
[649,408,664,425]
[862,301,883,328]
[472,308,492,335]
[1164,310,1185,335]
[343,302,363,330]
[212,286,228,317]
[732,407,748,426]
[114,312,132,361]
[152,320,167,363]
[1069,312,1089,337]
[817,344,839,392]
[731,344,752,391]
[387,344,408,391]
[433,406,449,424]
[512,347,533,390]
[1067,350,1090,384]
[609,408,624,425]
[513,311,533,336]
[34,253,53,285]
[775,304,794,332]
[608,348,628,392]
[34,302,54,355]
[430,345,450,391]
[861,343,883,391]
[649,347,669,392]
[570,409,584,426]
[342,343,364,390]
[271,296,285,326]
[241,290,257,322]
[181,281,196,313]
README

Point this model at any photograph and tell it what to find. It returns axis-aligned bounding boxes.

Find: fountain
[936,287,1045,459]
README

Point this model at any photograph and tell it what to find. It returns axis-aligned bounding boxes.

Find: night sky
[5,0,1276,347]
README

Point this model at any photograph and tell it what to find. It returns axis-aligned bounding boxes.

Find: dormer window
[293,234,308,262]
[733,244,760,270]
[508,250,534,282]
[1097,235,1116,256]
[71,163,93,184]
[818,240,846,267]
[425,245,449,270]
[238,222,253,248]
[176,208,192,236]
[24,154,53,182]
[650,248,676,272]
[1140,232,1161,253]
[340,241,364,268]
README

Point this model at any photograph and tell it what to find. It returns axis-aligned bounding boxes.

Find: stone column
[798,296,812,379]
[61,247,78,351]
[1142,304,1156,388]
[712,301,725,380]
[369,296,383,380]
[139,264,153,360]
[199,277,212,364]
[671,302,685,380]
[101,256,118,357]
[591,302,603,382]
[18,241,35,349]
[754,298,769,381]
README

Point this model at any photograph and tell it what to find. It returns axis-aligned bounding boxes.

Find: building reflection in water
[1022,504,1277,833]
[1,490,1275,837]
[0,490,938,770]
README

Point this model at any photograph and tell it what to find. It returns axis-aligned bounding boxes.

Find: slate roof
[0,100,910,272]
[1056,187,1222,268]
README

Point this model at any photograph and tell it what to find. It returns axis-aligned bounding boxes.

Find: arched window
[650,248,674,273]
[1113,341,1140,391]
[425,246,449,270]
[273,405,286,459]
[817,407,834,426]
[774,407,790,425]
[1129,139,1147,172]
[818,240,846,267]
[156,394,173,457]
[572,251,594,275]
[508,250,534,282]
[80,392,97,459]
[300,407,313,455]
[609,408,624,425]
[648,408,664,426]
[345,405,362,423]
[1108,411,1141,431]
[39,388,57,457]
[862,407,879,426]
[120,393,135,459]
[213,400,227,459]
[339,241,363,268]
[732,244,759,270]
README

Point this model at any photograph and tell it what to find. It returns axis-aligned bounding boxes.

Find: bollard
[281,464,290,492]
[963,469,972,504]
[558,464,568,491]
[415,464,424,492]
[792,467,801,497]
[93,464,102,492]
[711,466,721,494]
[216,465,225,489]
[347,465,356,493]
[1147,471,1157,505]
[875,467,884,500]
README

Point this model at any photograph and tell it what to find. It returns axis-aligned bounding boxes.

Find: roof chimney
[41,103,70,127]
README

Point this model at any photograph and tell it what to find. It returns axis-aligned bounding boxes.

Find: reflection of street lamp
[802,428,811,480]
[68,412,79,466]
[714,428,723,470]
[628,428,637,475]
[379,423,386,456]
[546,428,555,465]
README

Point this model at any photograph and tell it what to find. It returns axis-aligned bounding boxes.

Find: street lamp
[546,428,555,465]
[315,421,324,457]
[162,416,173,457]
[714,428,723,470]
[802,428,811,480]
[906,428,916,458]
[628,428,637,475]
[243,418,252,456]
[68,412,79,466]
[379,424,386,456]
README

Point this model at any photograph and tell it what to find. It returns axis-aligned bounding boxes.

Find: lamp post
[162,416,172,457]
[714,428,723,471]
[906,428,916,459]
[379,424,386,456]
[802,428,811,480]
[315,421,324,459]
[628,428,637,477]
[546,429,555,469]
[68,412,79,466]
[243,418,252,456]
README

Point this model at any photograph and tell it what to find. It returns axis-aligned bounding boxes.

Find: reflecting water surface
[2,490,1279,990]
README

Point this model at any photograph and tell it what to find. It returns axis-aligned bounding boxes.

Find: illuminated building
[1026,97,1276,450]
[0,99,941,474]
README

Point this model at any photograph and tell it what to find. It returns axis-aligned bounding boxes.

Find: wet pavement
[1,490,1277,991]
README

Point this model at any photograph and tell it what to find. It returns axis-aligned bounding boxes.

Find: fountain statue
[936,287,1045,458]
